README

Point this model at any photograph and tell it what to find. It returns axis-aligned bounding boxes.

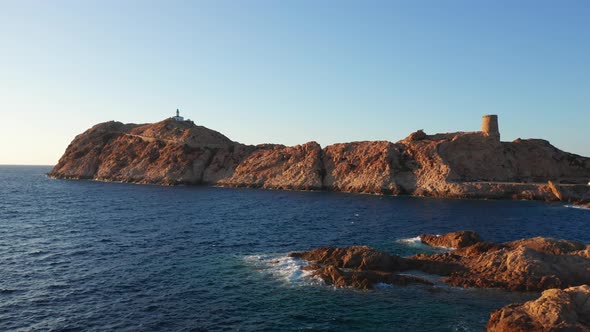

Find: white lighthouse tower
[172,108,185,121]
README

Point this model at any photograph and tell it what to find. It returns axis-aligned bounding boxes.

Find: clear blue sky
[1,0,588,165]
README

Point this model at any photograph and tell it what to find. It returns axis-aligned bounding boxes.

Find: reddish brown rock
[322,141,402,194]
[289,246,435,289]
[451,241,506,257]
[420,231,482,249]
[397,131,590,200]
[292,234,590,292]
[443,246,590,291]
[572,245,590,259]
[201,145,258,184]
[312,265,432,290]
[408,252,466,276]
[50,121,139,179]
[49,119,243,185]
[218,142,323,190]
[49,119,590,201]
[506,237,586,255]
[414,237,590,291]
[487,285,590,332]
[289,246,409,271]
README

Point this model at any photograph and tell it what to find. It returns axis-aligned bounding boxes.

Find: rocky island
[50,112,590,203]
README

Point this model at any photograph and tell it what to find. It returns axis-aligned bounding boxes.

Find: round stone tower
[481,114,500,141]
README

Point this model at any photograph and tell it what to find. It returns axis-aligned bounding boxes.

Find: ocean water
[1,165,589,332]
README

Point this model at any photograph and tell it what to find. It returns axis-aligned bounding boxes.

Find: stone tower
[481,114,500,141]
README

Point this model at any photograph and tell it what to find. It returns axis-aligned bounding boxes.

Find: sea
[1,165,589,331]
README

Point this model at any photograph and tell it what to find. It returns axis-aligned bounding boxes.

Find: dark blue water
[1,166,589,331]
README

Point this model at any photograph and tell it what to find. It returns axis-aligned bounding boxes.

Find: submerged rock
[487,285,590,332]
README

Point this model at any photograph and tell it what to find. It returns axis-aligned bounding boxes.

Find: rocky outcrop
[289,246,410,271]
[397,131,590,200]
[420,231,482,248]
[322,141,402,194]
[50,121,139,179]
[49,119,590,201]
[505,237,586,255]
[217,142,323,190]
[309,265,433,290]
[290,234,590,329]
[487,285,590,332]
[50,119,240,185]
[291,232,590,292]
[289,246,430,289]
[413,233,590,291]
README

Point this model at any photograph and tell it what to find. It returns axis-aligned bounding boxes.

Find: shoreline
[47,173,590,206]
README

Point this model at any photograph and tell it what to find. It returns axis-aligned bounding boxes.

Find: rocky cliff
[49,119,590,201]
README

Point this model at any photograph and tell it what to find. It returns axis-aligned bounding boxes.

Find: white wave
[396,235,456,251]
[243,254,323,286]
[565,204,590,210]
[397,236,423,245]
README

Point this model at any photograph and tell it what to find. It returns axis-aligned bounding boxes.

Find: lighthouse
[172,109,185,122]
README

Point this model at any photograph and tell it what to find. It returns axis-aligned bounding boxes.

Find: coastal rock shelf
[488,285,590,332]
[49,115,590,202]
[289,231,590,331]
[289,231,590,292]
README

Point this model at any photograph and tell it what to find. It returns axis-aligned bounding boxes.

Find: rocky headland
[49,115,590,202]
[288,231,590,331]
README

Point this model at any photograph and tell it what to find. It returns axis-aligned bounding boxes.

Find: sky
[0,0,588,165]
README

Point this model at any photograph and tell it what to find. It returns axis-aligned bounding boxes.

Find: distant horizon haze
[1,1,589,165]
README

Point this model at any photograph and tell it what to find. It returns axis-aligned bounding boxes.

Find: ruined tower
[481,114,500,141]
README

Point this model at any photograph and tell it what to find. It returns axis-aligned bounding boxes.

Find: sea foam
[396,235,456,251]
[565,204,590,210]
[244,254,323,286]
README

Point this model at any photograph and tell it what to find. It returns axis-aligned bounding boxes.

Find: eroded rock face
[50,121,139,179]
[397,131,590,200]
[218,142,323,190]
[322,141,402,194]
[49,120,590,201]
[487,285,590,332]
[49,119,243,185]
[420,231,482,249]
